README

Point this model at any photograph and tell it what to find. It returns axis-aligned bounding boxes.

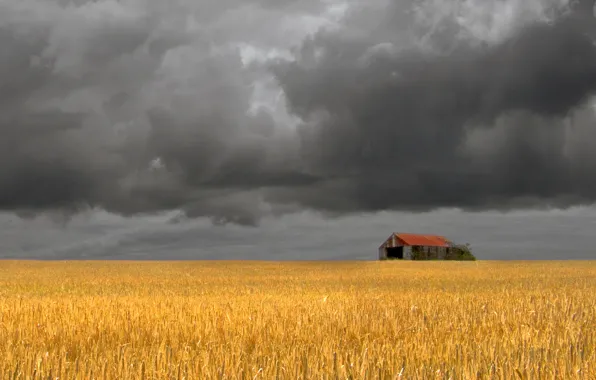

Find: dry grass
[0,260,594,379]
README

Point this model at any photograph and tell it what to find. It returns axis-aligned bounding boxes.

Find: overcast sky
[1,0,596,260]
[1,207,596,260]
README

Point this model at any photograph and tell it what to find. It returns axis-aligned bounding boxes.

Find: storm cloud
[2,0,596,225]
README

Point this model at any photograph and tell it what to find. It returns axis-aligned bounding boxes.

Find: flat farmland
[0,261,594,379]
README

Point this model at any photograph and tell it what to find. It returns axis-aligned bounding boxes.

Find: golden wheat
[0,260,594,379]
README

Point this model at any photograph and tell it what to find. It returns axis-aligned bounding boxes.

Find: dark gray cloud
[270,0,596,214]
[1,0,596,226]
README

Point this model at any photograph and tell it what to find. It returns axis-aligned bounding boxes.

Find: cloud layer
[2,0,596,225]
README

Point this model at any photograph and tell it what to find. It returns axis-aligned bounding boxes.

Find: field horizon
[2,259,596,263]
[1,260,594,379]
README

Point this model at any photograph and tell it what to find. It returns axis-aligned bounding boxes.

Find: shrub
[445,244,477,261]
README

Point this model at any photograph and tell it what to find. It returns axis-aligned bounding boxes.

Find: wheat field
[0,261,594,379]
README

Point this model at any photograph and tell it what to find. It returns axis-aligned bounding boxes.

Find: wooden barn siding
[378,239,450,260]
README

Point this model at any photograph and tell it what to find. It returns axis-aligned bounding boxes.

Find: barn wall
[404,246,412,259]
[378,246,387,260]
[378,234,398,260]
[439,247,447,259]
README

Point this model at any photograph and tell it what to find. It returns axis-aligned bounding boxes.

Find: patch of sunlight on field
[0,260,594,379]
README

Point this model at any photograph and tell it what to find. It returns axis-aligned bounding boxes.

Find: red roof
[395,233,450,247]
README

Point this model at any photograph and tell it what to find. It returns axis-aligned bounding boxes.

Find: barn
[378,233,453,260]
